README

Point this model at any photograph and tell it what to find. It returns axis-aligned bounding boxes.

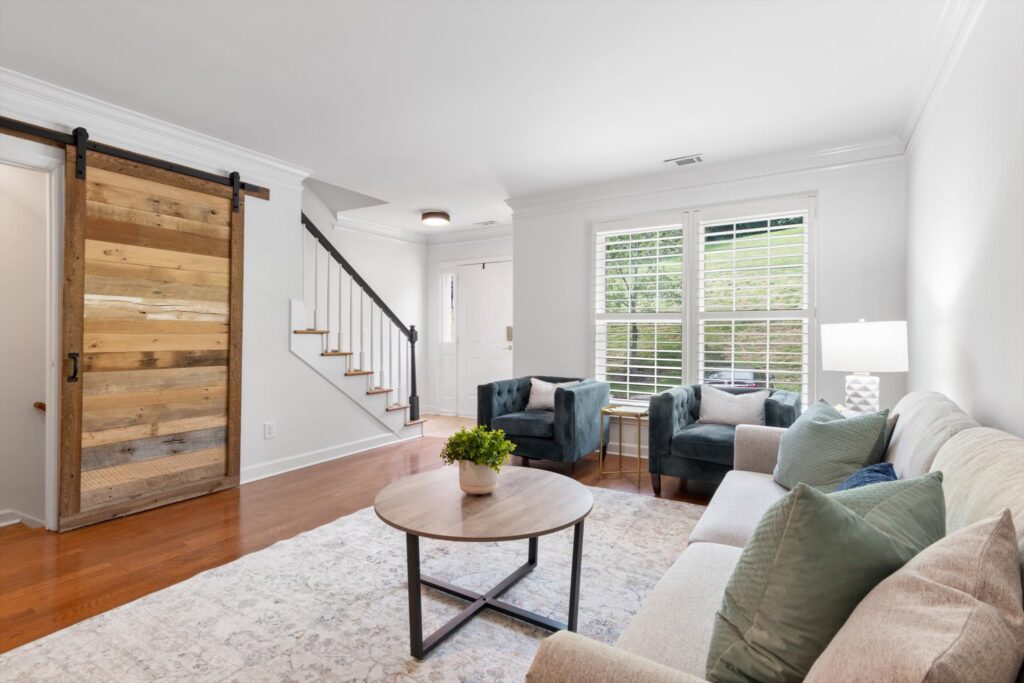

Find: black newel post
[408,325,419,421]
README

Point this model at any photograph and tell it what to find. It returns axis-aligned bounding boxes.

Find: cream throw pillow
[698,385,769,426]
[807,510,1024,683]
[525,378,579,411]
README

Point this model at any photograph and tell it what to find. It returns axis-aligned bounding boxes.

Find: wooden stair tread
[386,403,410,411]
[367,387,394,395]
[294,329,329,335]
[321,351,353,356]
[406,418,427,426]
[345,370,374,376]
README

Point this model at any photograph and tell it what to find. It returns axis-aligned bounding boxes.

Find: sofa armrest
[765,390,801,427]
[734,424,786,474]
[477,377,530,427]
[554,380,610,459]
[648,386,697,469]
[526,631,708,683]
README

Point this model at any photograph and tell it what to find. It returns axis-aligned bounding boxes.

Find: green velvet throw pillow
[705,473,945,683]
[773,400,888,491]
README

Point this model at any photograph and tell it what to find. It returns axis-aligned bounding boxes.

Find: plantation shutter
[695,198,813,403]
[594,219,684,402]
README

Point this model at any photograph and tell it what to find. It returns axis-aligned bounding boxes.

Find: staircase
[290,213,424,439]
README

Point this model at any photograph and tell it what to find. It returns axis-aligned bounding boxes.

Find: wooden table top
[374,466,593,542]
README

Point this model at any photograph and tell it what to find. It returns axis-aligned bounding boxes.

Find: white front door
[457,261,513,417]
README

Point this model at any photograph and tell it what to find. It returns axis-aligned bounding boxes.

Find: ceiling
[0,0,948,232]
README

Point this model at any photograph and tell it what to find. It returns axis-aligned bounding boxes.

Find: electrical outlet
[263,421,276,439]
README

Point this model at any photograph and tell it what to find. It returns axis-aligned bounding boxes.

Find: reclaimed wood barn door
[59,148,244,530]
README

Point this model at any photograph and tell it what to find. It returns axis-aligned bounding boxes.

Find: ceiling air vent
[663,153,703,167]
[473,220,500,227]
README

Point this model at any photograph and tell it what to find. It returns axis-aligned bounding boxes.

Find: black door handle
[67,352,80,383]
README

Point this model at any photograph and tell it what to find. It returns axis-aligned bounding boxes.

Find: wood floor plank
[87,180,230,227]
[80,350,228,372]
[83,384,226,411]
[0,421,713,653]
[85,240,229,274]
[85,273,229,304]
[85,215,230,258]
[84,331,228,353]
[82,414,228,448]
[87,200,230,241]
[81,396,227,432]
[82,427,227,471]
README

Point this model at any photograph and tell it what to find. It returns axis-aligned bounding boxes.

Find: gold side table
[599,404,649,484]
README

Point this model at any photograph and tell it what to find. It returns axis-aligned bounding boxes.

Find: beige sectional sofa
[526,392,1024,682]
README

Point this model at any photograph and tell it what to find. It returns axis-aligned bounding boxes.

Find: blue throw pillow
[835,462,898,491]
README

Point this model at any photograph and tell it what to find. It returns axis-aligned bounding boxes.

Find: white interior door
[457,261,513,417]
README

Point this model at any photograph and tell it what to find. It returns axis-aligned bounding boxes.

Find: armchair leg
[651,473,662,497]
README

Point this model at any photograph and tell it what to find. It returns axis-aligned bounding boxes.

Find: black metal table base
[406,521,584,659]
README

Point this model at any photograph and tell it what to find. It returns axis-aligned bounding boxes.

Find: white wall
[0,163,48,525]
[510,157,909,411]
[423,228,513,415]
[905,1,1024,436]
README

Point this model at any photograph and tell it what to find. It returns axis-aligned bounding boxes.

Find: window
[441,273,456,343]
[594,221,685,401]
[594,198,813,404]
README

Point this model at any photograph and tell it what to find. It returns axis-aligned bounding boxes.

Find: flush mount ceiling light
[421,210,450,227]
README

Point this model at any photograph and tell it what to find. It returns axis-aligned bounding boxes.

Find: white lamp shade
[821,320,908,373]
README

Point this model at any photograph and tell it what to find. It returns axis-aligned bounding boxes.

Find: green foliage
[440,426,516,473]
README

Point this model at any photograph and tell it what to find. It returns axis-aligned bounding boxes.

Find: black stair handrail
[300,212,419,421]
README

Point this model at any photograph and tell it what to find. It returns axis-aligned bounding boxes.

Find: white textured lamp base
[844,374,880,413]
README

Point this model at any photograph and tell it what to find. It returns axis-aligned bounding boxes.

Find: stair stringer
[288,299,423,440]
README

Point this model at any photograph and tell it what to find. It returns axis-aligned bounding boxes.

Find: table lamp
[820,320,908,413]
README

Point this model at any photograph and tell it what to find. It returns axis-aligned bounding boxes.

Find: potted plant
[440,426,516,495]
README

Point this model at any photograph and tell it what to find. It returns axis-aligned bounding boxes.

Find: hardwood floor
[0,416,711,653]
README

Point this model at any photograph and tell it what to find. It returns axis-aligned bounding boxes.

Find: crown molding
[900,0,986,155]
[506,137,904,219]
[426,223,513,247]
[333,215,428,246]
[0,68,310,190]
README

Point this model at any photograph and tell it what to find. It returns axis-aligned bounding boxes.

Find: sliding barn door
[59,148,243,529]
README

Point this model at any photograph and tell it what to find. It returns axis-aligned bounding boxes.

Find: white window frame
[590,195,817,405]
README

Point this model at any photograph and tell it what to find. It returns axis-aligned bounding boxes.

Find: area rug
[0,487,704,682]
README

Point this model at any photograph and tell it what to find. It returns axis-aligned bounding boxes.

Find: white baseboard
[239,433,419,485]
[0,508,45,528]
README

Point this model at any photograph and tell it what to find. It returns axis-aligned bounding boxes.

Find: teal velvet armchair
[478,376,611,464]
[647,384,801,495]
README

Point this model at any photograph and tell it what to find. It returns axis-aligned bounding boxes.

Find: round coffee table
[374,466,593,659]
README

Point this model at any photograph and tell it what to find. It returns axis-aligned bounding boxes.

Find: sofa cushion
[773,400,888,492]
[698,385,769,426]
[930,427,1024,541]
[672,424,737,466]
[491,410,554,439]
[886,391,978,478]
[807,511,1024,683]
[688,470,788,547]
[617,542,742,678]
[706,480,944,683]
[835,462,898,491]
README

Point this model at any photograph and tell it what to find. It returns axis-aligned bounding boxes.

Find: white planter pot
[459,460,499,495]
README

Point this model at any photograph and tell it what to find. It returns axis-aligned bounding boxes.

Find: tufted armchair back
[477,376,584,428]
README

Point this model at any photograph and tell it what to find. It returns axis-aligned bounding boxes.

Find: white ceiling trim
[506,137,905,219]
[901,0,987,155]
[333,215,428,246]
[0,68,310,190]
[425,224,513,247]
